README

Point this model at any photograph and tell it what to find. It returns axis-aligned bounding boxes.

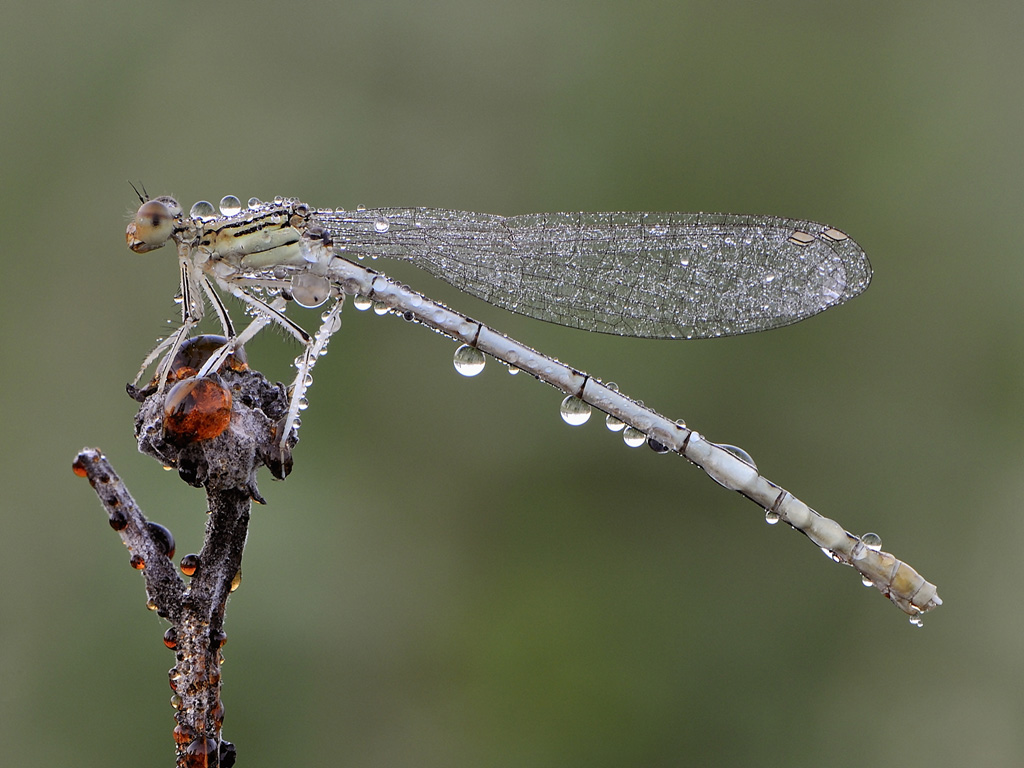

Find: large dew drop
[219,195,242,216]
[622,426,646,447]
[717,443,757,470]
[453,345,485,376]
[290,273,331,308]
[861,532,882,551]
[189,200,216,220]
[559,396,592,426]
[853,531,883,562]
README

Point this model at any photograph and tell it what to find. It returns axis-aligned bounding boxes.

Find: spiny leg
[134,327,188,386]
[193,272,345,457]
[194,299,276,380]
[136,259,210,389]
[201,277,235,338]
[278,296,345,452]
[196,277,346,451]
[195,275,314,380]
[215,275,312,346]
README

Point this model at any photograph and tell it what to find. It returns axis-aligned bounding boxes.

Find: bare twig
[75,362,292,767]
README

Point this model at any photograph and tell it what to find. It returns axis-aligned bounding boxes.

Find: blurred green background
[2,0,1021,765]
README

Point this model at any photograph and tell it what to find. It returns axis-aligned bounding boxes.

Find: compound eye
[128,199,177,252]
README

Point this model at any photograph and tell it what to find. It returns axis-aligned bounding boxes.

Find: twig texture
[75,363,291,767]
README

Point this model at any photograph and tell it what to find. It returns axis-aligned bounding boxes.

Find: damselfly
[125,193,939,620]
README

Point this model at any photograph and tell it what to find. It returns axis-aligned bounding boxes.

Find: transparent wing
[312,208,872,339]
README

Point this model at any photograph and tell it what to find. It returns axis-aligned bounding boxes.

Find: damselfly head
[127,196,182,253]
